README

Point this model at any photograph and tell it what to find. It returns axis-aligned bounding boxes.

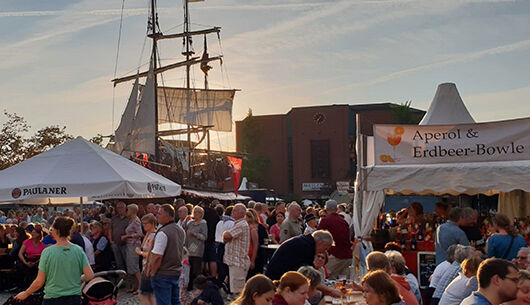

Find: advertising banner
[374,117,530,165]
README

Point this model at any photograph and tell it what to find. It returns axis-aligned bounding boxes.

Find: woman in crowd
[487,213,527,260]
[122,204,143,294]
[15,216,94,305]
[272,271,310,305]
[90,221,113,272]
[506,270,530,305]
[270,212,285,244]
[439,256,482,305]
[297,266,322,305]
[18,225,46,288]
[246,209,260,277]
[362,270,405,305]
[231,274,276,305]
[313,252,329,280]
[186,206,208,291]
[135,213,157,305]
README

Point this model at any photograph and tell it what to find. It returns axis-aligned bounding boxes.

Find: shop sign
[373,117,530,165]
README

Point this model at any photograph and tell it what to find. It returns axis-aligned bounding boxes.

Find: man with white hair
[222,203,250,294]
[280,202,302,243]
[513,247,529,270]
[317,199,352,278]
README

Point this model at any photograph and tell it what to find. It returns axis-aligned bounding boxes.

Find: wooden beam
[149,27,222,40]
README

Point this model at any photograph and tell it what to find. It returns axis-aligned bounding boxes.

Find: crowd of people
[0,199,528,305]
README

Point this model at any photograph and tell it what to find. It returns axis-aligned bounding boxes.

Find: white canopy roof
[0,137,181,202]
[365,160,530,195]
[419,83,475,125]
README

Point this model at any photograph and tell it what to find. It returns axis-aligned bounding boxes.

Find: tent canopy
[419,83,475,125]
[0,137,181,202]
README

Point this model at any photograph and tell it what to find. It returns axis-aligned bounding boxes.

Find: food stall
[352,83,530,282]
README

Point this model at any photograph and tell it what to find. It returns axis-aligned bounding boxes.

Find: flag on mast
[227,156,242,196]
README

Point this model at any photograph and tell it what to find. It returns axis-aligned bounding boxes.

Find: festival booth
[0,136,182,206]
[352,83,530,283]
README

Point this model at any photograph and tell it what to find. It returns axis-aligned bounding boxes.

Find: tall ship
[108,0,240,193]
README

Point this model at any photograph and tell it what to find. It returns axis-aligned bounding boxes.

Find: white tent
[353,83,530,238]
[0,137,181,203]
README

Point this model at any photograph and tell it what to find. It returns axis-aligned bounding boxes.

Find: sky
[1,0,529,151]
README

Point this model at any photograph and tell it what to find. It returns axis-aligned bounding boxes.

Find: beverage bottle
[411,236,417,250]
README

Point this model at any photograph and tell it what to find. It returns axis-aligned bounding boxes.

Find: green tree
[0,111,99,170]
[240,108,269,186]
[0,111,30,169]
[390,100,419,124]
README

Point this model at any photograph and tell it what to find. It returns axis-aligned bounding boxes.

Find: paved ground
[0,291,140,305]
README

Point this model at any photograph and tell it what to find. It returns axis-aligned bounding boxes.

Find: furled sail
[113,78,139,154]
[157,86,235,132]
[124,66,157,155]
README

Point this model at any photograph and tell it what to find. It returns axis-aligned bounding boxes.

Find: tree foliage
[240,108,269,186]
[390,100,420,124]
[0,111,78,170]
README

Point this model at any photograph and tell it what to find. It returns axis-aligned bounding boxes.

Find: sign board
[336,181,350,193]
[374,117,530,165]
[302,183,328,192]
[417,251,436,289]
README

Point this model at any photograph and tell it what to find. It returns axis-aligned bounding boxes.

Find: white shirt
[340,211,352,226]
[429,260,451,288]
[82,236,95,265]
[215,217,234,243]
[151,231,168,255]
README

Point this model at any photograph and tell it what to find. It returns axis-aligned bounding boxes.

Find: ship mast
[150,0,160,162]
[183,0,193,180]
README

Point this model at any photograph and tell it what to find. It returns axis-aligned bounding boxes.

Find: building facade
[235,103,425,199]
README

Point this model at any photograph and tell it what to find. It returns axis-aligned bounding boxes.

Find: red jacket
[317,212,352,259]
[391,274,419,305]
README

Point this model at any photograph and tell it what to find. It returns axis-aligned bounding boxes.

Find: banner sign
[227,156,242,196]
[374,117,530,165]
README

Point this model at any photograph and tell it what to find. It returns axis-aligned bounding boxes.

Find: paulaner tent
[0,136,181,203]
[353,83,530,238]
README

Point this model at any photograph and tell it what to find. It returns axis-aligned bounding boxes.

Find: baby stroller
[81,270,126,305]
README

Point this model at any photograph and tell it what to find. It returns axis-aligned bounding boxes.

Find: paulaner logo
[19,187,67,197]
[12,188,21,199]
[147,183,166,193]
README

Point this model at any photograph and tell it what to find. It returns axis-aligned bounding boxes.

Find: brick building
[235,103,425,199]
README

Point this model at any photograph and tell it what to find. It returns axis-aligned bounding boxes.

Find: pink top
[22,239,46,260]
[270,224,281,242]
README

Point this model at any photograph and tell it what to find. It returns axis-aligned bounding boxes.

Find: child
[180,247,191,305]
[191,275,223,305]
[231,274,275,305]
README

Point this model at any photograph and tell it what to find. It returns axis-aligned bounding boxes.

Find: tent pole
[80,197,84,234]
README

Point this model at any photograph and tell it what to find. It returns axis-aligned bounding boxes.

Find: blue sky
[1,0,529,151]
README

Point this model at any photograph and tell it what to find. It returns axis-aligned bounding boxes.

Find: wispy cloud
[326,38,530,92]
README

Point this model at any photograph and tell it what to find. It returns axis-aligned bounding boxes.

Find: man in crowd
[435,207,470,265]
[147,204,185,305]
[111,201,129,271]
[280,202,302,243]
[200,200,220,277]
[431,245,475,304]
[460,208,485,250]
[222,203,250,295]
[215,205,234,291]
[461,258,519,305]
[266,201,286,228]
[146,203,157,215]
[266,230,334,280]
[317,199,352,278]
[366,251,419,305]
[435,201,451,220]
[513,247,529,270]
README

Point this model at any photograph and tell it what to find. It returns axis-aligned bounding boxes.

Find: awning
[181,189,250,201]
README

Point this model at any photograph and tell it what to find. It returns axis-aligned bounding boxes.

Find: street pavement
[0,291,140,305]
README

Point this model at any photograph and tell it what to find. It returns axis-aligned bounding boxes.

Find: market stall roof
[0,137,181,202]
[182,188,250,201]
[420,83,475,125]
[365,160,530,195]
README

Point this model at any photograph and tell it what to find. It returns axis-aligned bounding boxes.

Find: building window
[311,140,330,179]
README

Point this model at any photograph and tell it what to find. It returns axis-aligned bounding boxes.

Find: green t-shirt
[38,244,89,299]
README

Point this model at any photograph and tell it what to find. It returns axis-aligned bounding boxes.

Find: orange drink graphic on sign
[387,135,402,146]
